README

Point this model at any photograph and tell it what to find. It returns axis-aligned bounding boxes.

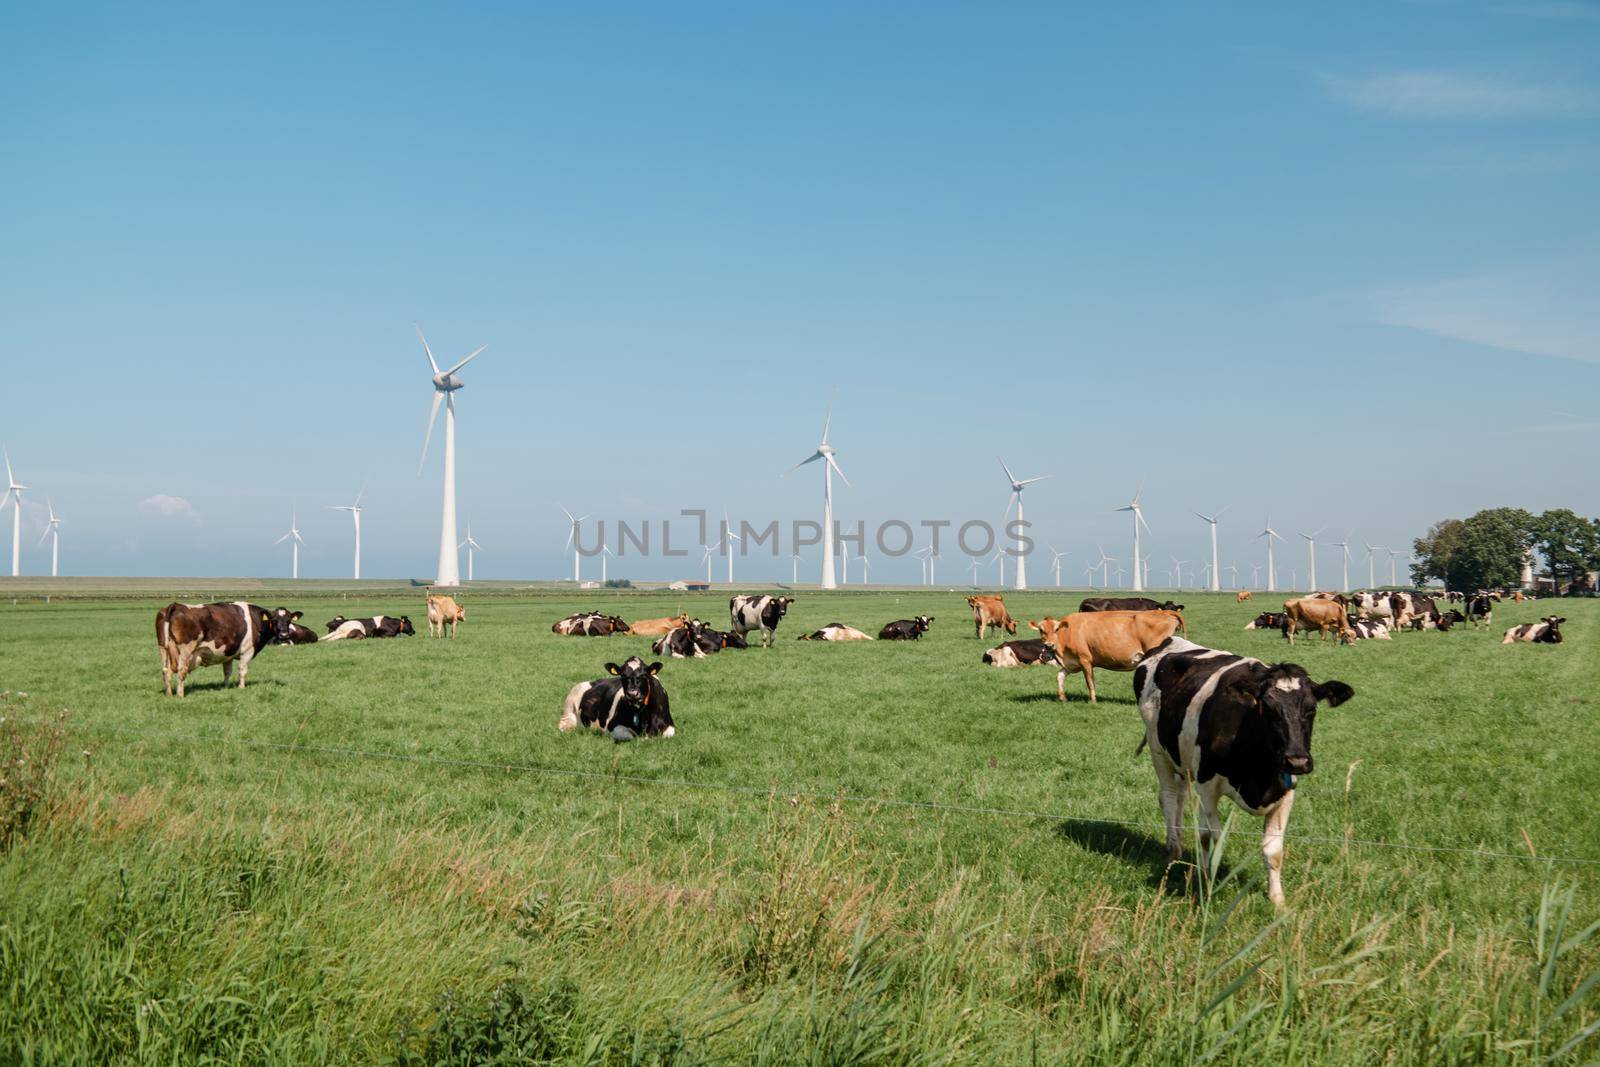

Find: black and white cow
[1390,592,1437,630]
[1080,597,1184,613]
[878,616,933,640]
[1134,636,1354,905]
[797,623,873,641]
[1466,594,1494,630]
[1350,592,1395,625]
[652,621,707,659]
[981,639,1055,667]
[1244,611,1288,631]
[552,612,630,636]
[1503,616,1565,644]
[695,624,748,653]
[155,601,301,697]
[1343,617,1391,641]
[557,656,674,739]
[322,615,416,641]
[729,595,793,648]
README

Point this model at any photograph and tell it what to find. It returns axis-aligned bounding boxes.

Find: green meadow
[0,585,1596,1064]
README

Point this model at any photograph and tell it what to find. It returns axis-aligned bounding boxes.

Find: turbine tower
[788,398,848,589]
[417,326,487,588]
[971,558,983,585]
[1365,542,1383,588]
[1095,545,1115,588]
[1331,533,1352,592]
[999,459,1049,590]
[1170,557,1188,591]
[1114,481,1151,591]
[38,499,62,577]
[3,448,27,577]
[1048,545,1067,587]
[329,487,365,580]
[1256,517,1285,592]
[1388,549,1400,586]
[559,506,589,583]
[274,509,306,579]
[1194,506,1227,592]
[1300,527,1324,591]
[719,512,741,584]
[789,553,802,583]
[459,522,482,581]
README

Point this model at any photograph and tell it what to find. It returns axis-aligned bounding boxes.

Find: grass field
[1,585,1597,1064]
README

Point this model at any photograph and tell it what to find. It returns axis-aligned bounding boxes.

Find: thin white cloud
[1367,264,1600,363]
[139,494,197,520]
[1323,71,1599,118]
[1494,2,1600,21]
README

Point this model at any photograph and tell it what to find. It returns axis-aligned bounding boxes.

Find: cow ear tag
[1280,771,1295,791]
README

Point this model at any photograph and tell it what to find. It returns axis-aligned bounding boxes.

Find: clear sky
[2,2,1596,583]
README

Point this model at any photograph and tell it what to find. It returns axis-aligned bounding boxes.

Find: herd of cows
[146,586,1567,904]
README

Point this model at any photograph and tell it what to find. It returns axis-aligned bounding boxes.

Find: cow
[1512,591,1525,603]
[878,616,933,640]
[426,594,466,638]
[1350,592,1396,625]
[1236,591,1253,602]
[1079,597,1184,613]
[557,656,674,739]
[729,595,794,648]
[323,615,416,641]
[1411,608,1465,632]
[1282,598,1352,645]
[1389,593,1437,630]
[155,601,300,697]
[967,595,1017,640]
[694,625,748,653]
[1134,636,1354,905]
[551,612,629,636]
[1029,609,1186,703]
[981,639,1055,668]
[1343,618,1391,641]
[1304,592,1349,606]
[284,621,319,644]
[797,623,874,641]
[652,621,708,659]
[1466,594,1494,630]
[1503,616,1566,644]
[628,613,690,637]
[1445,591,1464,604]
[1244,611,1288,631]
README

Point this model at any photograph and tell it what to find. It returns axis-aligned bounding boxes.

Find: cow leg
[161,647,174,696]
[1079,654,1097,703]
[1056,666,1068,702]
[1195,779,1226,882]
[222,659,233,686]
[1262,789,1295,907]
[1152,756,1186,862]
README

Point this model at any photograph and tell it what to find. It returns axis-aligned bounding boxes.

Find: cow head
[1541,616,1567,642]
[915,615,933,632]
[1161,601,1185,612]
[609,616,630,634]
[264,607,303,643]
[1253,666,1355,778]
[398,616,416,636]
[1246,612,1274,631]
[771,597,793,618]
[605,656,663,706]
[326,616,349,633]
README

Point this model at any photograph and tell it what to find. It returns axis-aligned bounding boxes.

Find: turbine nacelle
[431,372,465,393]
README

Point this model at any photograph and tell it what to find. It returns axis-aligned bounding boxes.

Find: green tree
[1411,518,1464,586]
[1432,507,1535,592]
[1533,508,1600,592]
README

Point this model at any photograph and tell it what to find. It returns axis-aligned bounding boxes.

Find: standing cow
[1030,609,1186,703]
[155,602,300,697]
[1282,598,1352,644]
[426,594,466,637]
[967,595,1016,640]
[729,595,793,648]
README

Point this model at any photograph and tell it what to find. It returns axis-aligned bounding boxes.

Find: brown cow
[155,601,298,697]
[628,613,691,637]
[1236,591,1253,602]
[426,594,466,637]
[1282,598,1351,644]
[1030,609,1186,703]
[967,595,1016,639]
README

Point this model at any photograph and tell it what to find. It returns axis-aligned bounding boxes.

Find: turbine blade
[416,325,441,375]
[999,458,1018,485]
[1017,474,1049,487]
[786,450,824,475]
[275,532,292,545]
[37,525,51,547]
[354,482,367,508]
[2,447,11,486]
[825,453,850,487]
[445,345,487,376]
[419,391,444,472]
[820,397,833,444]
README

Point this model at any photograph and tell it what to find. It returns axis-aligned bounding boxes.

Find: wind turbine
[991,547,1006,587]
[416,326,486,588]
[1082,564,1097,587]
[1226,562,1239,588]
[1299,527,1324,591]
[789,553,803,583]
[559,506,589,583]
[601,544,613,584]
[1365,543,1383,588]
[459,522,482,581]
[1331,533,1352,592]
[926,547,940,585]
[3,448,27,577]
[1095,545,1115,588]
[274,509,306,579]
[1200,561,1213,587]
[1256,517,1285,592]
[1388,549,1400,587]
[1000,459,1049,590]
[1170,557,1188,591]
[971,558,983,586]
[701,543,715,583]
[719,512,741,584]
[328,486,365,580]
[1251,563,1262,587]
[37,499,62,577]
[1114,565,1127,587]
[1114,481,1151,591]
[858,550,872,585]
[1048,544,1067,587]
[1194,506,1227,592]
[788,397,848,589]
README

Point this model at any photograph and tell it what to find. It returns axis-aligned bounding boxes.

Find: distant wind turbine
[858,550,872,584]
[416,326,486,588]
[1300,527,1324,591]
[1365,542,1383,588]
[1256,517,1286,592]
[37,499,62,577]
[1000,459,1048,589]
[971,558,983,585]
[991,547,1006,587]
[1331,533,1352,592]
[1095,545,1115,588]
[1170,556,1188,591]
[1083,564,1097,587]
[1226,562,1239,589]
[459,522,482,581]
[1388,548,1401,587]
[720,512,741,584]
[328,486,365,580]
[559,506,590,583]
[3,448,27,577]
[787,396,848,589]
[1114,480,1151,591]
[1194,506,1227,592]
[600,544,612,584]
[274,509,306,579]
[1048,544,1067,587]
[789,553,803,583]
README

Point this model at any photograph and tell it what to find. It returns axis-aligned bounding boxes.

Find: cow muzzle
[1284,755,1312,775]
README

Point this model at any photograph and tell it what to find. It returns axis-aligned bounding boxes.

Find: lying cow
[968,595,1016,640]
[1344,618,1391,641]
[1411,608,1465,632]
[323,615,416,641]
[426,594,466,637]
[557,656,674,739]
[981,639,1054,668]
[651,620,748,658]
[1245,611,1287,631]
[1135,636,1354,905]
[627,613,690,637]
[155,601,300,697]
[284,621,319,644]
[551,612,629,636]
[1503,616,1565,644]
[878,616,933,640]
[1030,609,1186,703]
[1282,598,1351,644]
[1079,597,1184,613]
[797,623,873,641]
[729,595,793,648]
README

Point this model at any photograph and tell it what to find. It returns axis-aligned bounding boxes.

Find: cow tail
[1134,735,1148,756]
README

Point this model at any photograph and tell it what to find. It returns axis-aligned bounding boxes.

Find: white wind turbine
[416,326,486,588]
[3,448,27,577]
[1226,562,1239,588]
[1251,563,1262,587]
[719,513,741,584]
[1082,564,1097,587]
[328,486,365,580]
[999,459,1049,590]
[1095,545,1115,588]
[1115,565,1128,587]
[701,543,715,583]
[1256,517,1285,592]
[559,506,589,583]
[1114,480,1151,591]
[38,499,62,577]
[1300,527,1324,591]
[788,398,848,589]
[971,558,983,586]
[1170,557,1188,591]
[927,547,940,585]
[459,521,483,581]
[1048,544,1067,587]
[1331,533,1352,592]
[789,553,803,583]
[600,544,613,584]
[1194,506,1227,592]
[1365,542,1383,588]
[1388,549,1401,587]
[274,509,306,579]
[858,550,872,585]
[991,547,1006,587]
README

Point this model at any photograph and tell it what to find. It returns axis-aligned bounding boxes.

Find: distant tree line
[1410,508,1600,593]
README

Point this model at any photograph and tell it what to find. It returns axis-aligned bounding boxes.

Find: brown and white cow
[155,602,299,697]
[1282,598,1352,644]
[981,639,1054,668]
[627,613,690,637]
[1029,609,1187,703]
[1503,616,1565,644]
[426,594,466,637]
[967,595,1016,640]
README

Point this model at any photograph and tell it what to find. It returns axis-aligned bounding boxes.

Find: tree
[1419,507,1535,592]
[1532,509,1600,593]
[1411,518,1465,586]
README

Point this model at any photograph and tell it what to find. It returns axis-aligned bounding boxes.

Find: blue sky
[1,1,1596,583]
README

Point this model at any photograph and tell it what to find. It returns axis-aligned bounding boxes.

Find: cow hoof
[610,726,636,743]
